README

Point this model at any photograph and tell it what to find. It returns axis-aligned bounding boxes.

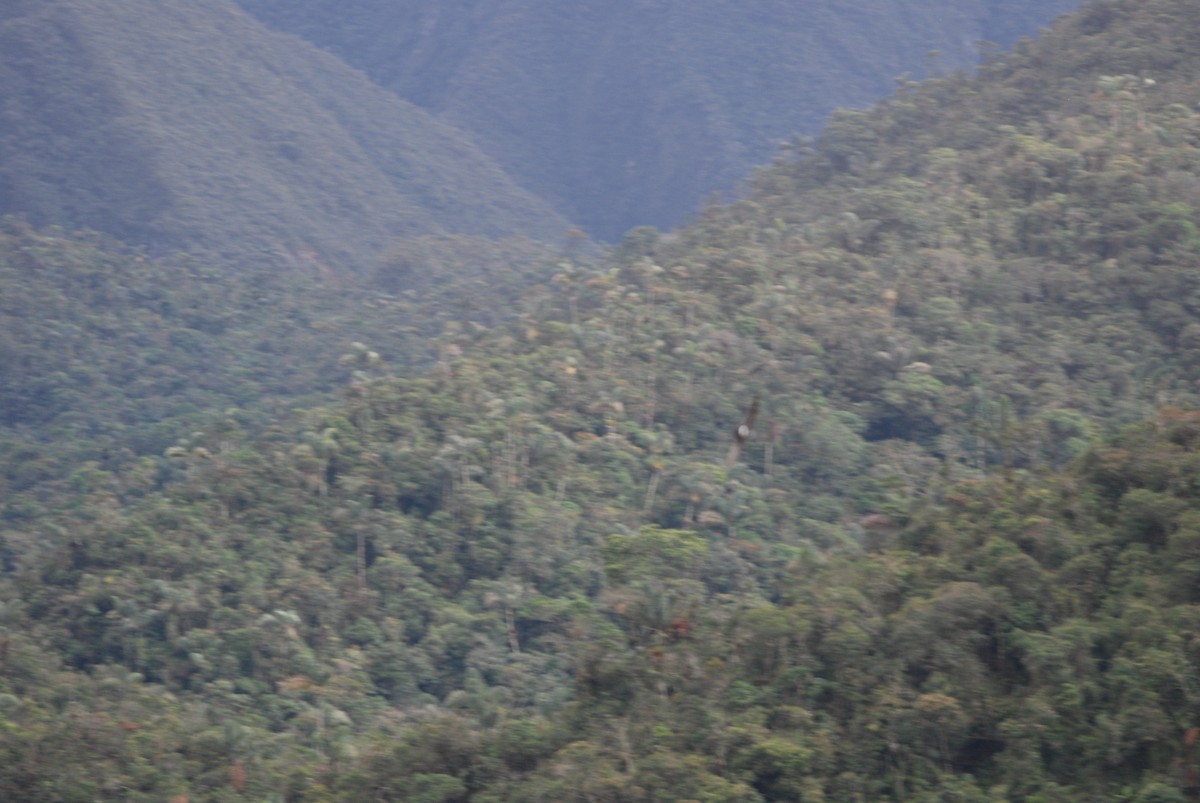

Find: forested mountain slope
[0,0,568,273]
[0,221,552,502]
[5,0,1200,800]
[238,0,1080,239]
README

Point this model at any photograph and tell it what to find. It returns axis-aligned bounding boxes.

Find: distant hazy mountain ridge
[238,0,1082,239]
[0,0,569,273]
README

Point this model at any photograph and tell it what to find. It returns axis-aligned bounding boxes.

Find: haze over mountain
[8,0,1200,799]
[0,0,1083,271]
[239,0,1082,240]
[0,0,569,273]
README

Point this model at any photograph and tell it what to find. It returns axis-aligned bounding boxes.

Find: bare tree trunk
[356,530,366,593]
[643,468,661,516]
[505,602,520,654]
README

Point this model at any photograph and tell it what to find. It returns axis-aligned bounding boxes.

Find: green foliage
[8,1,1200,800]
[601,526,709,585]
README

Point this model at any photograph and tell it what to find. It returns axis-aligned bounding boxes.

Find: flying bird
[724,395,760,470]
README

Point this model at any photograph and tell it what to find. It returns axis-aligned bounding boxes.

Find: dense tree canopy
[4,0,1200,800]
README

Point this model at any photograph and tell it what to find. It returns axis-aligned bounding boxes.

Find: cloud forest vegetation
[3,0,1200,800]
